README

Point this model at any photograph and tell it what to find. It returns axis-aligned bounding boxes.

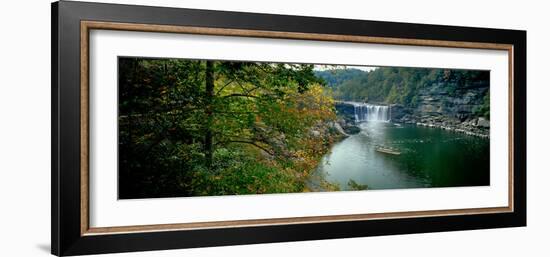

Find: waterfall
[353,103,390,122]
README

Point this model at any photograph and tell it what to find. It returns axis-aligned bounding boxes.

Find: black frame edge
[513,30,527,227]
[51,1,60,256]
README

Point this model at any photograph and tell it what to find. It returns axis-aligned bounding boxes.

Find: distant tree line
[316,67,490,117]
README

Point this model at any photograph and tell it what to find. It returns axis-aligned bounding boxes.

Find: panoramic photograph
[118,57,490,199]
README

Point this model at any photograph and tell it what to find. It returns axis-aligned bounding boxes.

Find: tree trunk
[204,61,215,168]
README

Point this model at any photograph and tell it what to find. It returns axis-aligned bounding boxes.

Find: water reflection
[310,122,489,191]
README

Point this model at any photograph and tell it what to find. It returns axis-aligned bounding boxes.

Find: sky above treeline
[313,64,376,72]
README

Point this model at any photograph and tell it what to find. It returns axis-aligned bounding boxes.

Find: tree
[118,58,337,198]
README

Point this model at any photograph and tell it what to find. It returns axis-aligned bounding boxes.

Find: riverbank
[311,121,490,191]
[390,104,490,138]
[335,101,490,138]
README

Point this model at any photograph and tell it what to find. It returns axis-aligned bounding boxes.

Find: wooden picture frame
[52,1,526,256]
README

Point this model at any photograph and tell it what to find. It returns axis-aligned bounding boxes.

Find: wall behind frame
[0,0,546,256]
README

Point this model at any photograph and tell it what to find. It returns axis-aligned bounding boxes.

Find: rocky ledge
[335,99,490,138]
[389,82,490,138]
[391,104,490,138]
[402,116,489,138]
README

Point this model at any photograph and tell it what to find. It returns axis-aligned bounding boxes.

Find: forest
[119,59,491,199]
[119,58,339,199]
[316,67,490,118]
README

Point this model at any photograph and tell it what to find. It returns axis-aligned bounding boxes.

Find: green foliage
[188,148,303,195]
[119,58,338,198]
[347,179,368,190]
[320,67,489,109]
[314,68,365,88]
[118,59,491,199]
[475,90,490,119]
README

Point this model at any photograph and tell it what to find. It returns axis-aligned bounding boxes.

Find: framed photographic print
[51,1,526,256]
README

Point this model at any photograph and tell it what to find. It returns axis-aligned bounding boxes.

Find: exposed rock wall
[392,81,489,137]
[333,102,361,135]
[335,102,356,122]
[335,80,490,137]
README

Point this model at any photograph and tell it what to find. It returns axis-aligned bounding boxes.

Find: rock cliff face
[335,102,356,122]
[392,81,488,120]
[333,102,362,135]
[391,80,489,137]
[335,80,490,137]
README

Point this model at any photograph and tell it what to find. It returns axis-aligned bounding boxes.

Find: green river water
[310,122,490,191]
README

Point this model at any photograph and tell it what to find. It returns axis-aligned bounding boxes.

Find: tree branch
[217,140,274,155]
[222,93,259,99]
[215,79,235,95]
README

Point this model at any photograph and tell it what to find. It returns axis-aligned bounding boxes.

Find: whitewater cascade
[353,103,391,122]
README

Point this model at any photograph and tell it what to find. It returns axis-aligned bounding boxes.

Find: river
[309,121,490,191]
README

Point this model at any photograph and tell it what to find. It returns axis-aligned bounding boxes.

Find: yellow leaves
[289,84,337,122]
[159,86,168,95]
[247,184,257,192]
[294,150,307,158]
